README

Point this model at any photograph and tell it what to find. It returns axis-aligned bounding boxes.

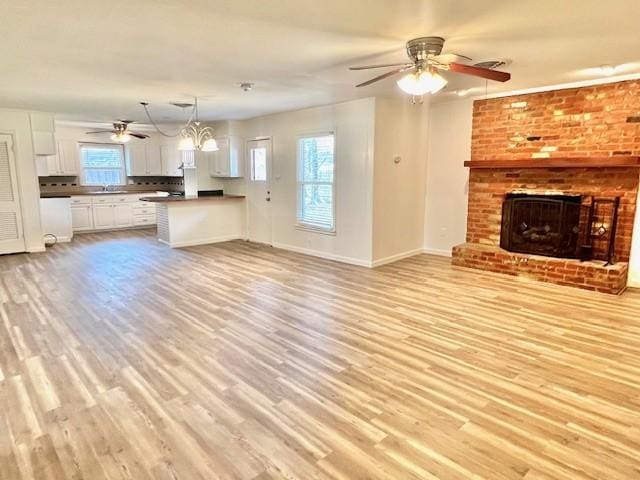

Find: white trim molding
[371,248,425,268]
[272,241,370,267]
[422,247,453,257]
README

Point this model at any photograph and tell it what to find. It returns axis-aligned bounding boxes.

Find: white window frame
[79,143,126,186]
[296,131,336,234]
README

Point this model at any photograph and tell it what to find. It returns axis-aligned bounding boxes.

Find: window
[297,133,335,232]
[250,147,267,181]
[79,144,125,186]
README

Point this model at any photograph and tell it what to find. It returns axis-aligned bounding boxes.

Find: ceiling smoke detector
[239,83,254,91]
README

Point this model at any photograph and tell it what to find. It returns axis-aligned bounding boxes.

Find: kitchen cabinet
[70,201,94,231]
[126,142,162,176]
[209,135,244,178]
[114,204,133,227]
[161,144,183,176]
[38,139,79,176]
[30,113,56,156]
[93,204,116,229]
[70,193,158,232]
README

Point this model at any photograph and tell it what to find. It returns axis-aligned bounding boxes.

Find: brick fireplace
[452,79,640,294]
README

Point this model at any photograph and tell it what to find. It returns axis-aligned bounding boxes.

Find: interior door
[0,135,25,254]
[247,138,272,245]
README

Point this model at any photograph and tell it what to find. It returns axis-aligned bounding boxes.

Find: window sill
[295,223,336,236]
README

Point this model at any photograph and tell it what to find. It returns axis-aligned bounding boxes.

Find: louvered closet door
[0,135,25,254]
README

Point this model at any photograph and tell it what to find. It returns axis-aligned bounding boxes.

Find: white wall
[0,109,44,252]
[423,99,473,256]
[243,98,375,265]
[372,97,429,264]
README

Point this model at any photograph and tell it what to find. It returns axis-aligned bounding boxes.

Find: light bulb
[397,70,447,96]
[111,132,131,143]
[178,136,195,151]
[201,138,219,152]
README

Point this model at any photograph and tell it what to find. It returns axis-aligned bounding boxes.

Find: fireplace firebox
[500,193,583,258]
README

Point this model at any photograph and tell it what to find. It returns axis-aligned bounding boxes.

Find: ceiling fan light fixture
[201,138,219,152]
[397,70,447,96]
[110,132,132,143]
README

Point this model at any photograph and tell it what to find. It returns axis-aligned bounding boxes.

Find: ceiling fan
[350,36,511,96]
[85,120,149,143]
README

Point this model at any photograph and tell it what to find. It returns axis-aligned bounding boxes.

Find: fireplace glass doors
[500,193,583,258]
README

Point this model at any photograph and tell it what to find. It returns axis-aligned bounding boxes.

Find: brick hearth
[453,79,640,294]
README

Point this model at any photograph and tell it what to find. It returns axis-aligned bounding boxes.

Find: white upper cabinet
[126,141,163,176]
[161,143,183,177]
[37,139,79,176]
[209,135,244,178]
[146,143,162,176]
[57,139,79,175]
[30,113,56,156]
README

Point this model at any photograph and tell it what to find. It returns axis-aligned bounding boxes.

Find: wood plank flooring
[1,229,640,479]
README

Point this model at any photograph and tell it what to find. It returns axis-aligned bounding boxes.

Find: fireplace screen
[500,193,583,258]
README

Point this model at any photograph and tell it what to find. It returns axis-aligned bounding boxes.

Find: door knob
[266,197,271,202]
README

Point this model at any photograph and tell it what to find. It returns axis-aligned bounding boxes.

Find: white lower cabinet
[93,204,116,229]
[70,205,93,231]
[71,194,157,232]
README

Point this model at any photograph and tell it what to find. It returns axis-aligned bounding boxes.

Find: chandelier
[141,96,218,152]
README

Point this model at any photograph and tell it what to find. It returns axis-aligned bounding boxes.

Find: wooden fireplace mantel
[464,156,640,169]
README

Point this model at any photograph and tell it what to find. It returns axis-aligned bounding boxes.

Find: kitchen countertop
[40,190,171,199]
[141,194,246,203]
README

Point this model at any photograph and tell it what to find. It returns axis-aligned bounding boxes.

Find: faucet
[103,184,110,192]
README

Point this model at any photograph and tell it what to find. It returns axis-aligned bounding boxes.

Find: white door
[71,206,93,231]
[0,135,25,254]
[93,205,115,229]
[246,138,272,245]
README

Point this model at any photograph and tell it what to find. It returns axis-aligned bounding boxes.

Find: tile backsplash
[39,176,184,194]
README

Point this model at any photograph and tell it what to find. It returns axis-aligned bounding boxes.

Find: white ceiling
[2,0,639,122]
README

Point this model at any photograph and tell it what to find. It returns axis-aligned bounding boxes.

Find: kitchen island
[141,194,246,248]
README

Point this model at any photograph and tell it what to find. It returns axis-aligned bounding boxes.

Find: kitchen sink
[90,191,129,194]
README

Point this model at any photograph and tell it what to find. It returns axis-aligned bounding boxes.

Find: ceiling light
[143,97,219,152]
[110,132,131,143]
[600,65,616,76]
[397,69,447,96]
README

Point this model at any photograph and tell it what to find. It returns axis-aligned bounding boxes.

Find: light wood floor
[1,229,640,480]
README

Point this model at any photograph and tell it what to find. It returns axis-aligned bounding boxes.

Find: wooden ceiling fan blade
[350,63,413,71]
[449,62,511,82]
[85,130,114,134]
[128,132,149,139]
[356,66,414,88]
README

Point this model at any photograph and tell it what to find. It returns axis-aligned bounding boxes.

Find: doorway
[0,134,25,255]
[246,138,273,245]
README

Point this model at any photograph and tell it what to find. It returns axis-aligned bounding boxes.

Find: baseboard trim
[272,242,371,267]
[371,248,425,268]
[422,247,453,257]
[27,246,46,253]
[163,234,244,248]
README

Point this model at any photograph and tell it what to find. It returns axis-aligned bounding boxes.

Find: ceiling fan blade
[356,66,414,88]
[128,132,149,139]
[448,62,511,82]
[432,53,472,64]
[85,130,114,134]
[350,63,413,71]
